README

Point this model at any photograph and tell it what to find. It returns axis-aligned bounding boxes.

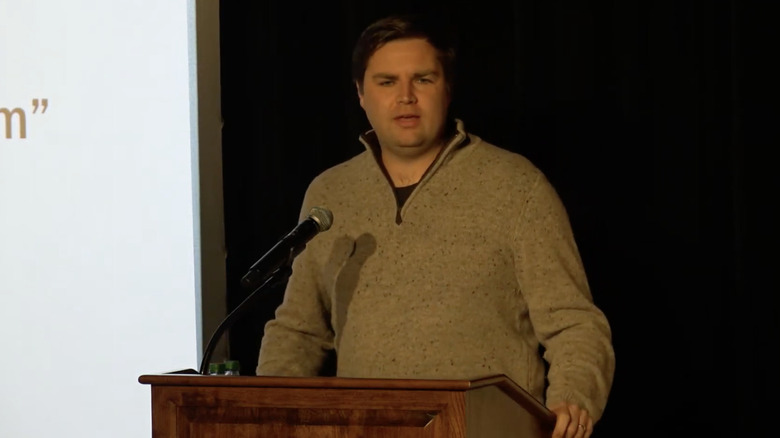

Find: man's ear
[355,81,364,108]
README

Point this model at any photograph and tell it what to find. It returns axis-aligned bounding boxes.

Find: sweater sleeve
[513,173,615,422]
[255,187,335,376]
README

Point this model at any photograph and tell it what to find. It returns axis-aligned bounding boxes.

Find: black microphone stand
[197,246,299,375]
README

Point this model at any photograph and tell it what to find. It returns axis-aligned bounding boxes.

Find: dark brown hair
[352,14,457,94]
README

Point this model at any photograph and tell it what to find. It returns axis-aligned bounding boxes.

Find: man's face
[357,38,451,160]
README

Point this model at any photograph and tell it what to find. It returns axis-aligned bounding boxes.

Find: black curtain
[218,1,776,436]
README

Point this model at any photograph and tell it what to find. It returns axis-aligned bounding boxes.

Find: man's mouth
[394,115,421,128]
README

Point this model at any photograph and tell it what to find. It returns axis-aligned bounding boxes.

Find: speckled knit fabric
[257,120,615,421]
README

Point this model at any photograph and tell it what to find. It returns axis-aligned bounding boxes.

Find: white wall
[0,1,209,436]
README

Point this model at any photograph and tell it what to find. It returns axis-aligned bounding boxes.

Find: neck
[381,144,442,187]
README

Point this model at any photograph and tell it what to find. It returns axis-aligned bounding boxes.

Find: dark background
[218,1,776,437]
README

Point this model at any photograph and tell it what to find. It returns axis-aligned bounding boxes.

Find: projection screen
[0,1,224,436]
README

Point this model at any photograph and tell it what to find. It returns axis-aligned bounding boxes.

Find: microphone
[240,206,333,290]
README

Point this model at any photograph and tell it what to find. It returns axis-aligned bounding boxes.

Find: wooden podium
[139,372,556,437]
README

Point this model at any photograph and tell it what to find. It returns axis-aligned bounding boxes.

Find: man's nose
[397,82,418,104]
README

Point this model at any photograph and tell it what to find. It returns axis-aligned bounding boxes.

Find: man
[257,14,615,438]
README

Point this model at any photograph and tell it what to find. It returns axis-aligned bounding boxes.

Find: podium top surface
[139,372,556,424]
[140,372,513,391]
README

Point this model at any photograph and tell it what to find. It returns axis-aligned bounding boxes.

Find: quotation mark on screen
[32,98,49,114]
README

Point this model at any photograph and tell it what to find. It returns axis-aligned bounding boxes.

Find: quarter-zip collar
[358,118,471,223]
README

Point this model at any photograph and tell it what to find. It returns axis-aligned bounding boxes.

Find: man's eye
[379,81,394,86]
[416,78,433,84]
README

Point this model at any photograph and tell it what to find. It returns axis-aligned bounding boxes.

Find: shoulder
[306,151,374,192]
[459,135,546,186]
[449,119,542,180]
[449,135,570,218]
[299,150,381,213]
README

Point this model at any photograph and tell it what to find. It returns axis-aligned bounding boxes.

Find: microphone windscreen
[309,206,334,231]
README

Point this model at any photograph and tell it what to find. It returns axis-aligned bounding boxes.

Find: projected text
[1,98,49,139]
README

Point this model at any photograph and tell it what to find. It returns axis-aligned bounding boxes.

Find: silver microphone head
[308,206,333,232]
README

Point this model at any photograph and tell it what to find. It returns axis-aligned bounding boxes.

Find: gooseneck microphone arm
[198,258,295,375]
[198,207,333,375]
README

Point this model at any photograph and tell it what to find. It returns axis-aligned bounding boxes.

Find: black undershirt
[393,183,418,209]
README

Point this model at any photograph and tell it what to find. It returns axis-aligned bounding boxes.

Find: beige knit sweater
[257,120,615,421]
